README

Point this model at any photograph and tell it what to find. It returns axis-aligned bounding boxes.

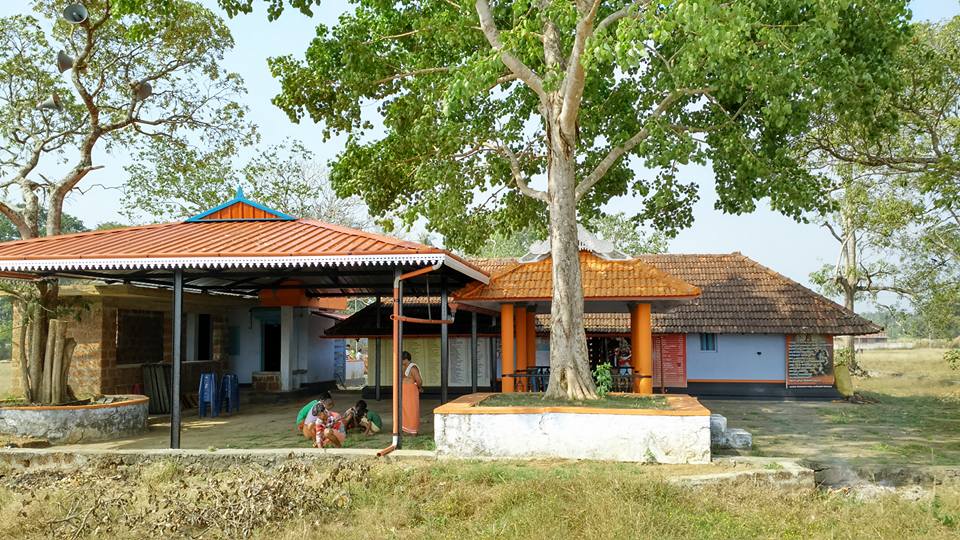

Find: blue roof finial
[184,185,296,222]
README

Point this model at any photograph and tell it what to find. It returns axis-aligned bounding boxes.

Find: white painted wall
[308,315,336,383]
[225,307,261,384]
[686,333,786,381]
[435,411,710,463]
[223,308,347,387]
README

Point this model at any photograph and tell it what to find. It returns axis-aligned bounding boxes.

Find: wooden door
[653,333,687,388]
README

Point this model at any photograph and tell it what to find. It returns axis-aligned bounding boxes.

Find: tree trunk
[15,300,31,403]
[51,321,66,404]
[27,302,44,403]
[543,150,598,400]
[61,338,77,403]
[41,319,57,403]
[834,214,858,397]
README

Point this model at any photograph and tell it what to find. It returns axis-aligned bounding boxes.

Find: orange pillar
[515,305,527,390]
[526,311,537,370]
[630,303,653,394]
[500,303,515,393]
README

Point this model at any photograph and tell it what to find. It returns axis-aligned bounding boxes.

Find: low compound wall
[434,394,711,464]
[0,395,149,444]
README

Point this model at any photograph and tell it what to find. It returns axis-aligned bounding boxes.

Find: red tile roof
[0,219,456,260]
[505,253,879,336]
[455,251,700,301]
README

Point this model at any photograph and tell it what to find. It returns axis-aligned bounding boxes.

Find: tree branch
[475,0,548,104]
[575,87,712,201]
[494,143,548,203]
[596,0,649,34]
[558,0,602,137]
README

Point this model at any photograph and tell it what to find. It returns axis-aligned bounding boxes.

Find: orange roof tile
[455,251,700,301]
[0,219,459,260]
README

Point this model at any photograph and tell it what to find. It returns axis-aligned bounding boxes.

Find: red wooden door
[653,333,687,388]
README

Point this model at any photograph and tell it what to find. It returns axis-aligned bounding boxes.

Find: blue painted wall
[686,333,786,381]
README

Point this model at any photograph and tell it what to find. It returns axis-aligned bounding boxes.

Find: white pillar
[280,306,294,391]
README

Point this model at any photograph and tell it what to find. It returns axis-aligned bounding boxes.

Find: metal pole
[397,277,404,449]
[440,283,449,404]
[375,296,381,401]
[470,311,478,394]
[170,269,183,449]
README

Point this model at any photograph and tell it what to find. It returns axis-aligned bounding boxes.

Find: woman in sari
[401,351,423,435]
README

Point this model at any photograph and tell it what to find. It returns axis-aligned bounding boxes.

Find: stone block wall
[10,292,231,399]
[9,303,104,399]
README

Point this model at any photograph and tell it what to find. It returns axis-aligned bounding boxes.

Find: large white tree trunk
[544,151,598,400]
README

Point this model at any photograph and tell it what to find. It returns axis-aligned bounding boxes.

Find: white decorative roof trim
[519,224,633,263]
[0,254,489,283]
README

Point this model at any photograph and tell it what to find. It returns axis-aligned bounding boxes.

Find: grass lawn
[2,458,959,539]
[707,348,960,466]
[479,393,666,409]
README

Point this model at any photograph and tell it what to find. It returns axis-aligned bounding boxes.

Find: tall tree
[223,0,910,398]
[0,0,247,402]
[123,137,372,228]
[805,16,960,390]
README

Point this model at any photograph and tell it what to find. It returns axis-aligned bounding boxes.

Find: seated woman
[342,400,379,435]
[313,405,346,448]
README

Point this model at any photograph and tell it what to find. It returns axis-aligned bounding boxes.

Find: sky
[2,0,958,309]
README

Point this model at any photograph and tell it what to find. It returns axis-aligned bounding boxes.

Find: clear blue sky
[2,0,958,308]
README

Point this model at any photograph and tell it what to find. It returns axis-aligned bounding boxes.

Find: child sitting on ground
[342,400,380,435]
[297,392,335,441]
[314,404,346,448]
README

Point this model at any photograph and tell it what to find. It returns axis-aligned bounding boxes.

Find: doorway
[262,322,281,371]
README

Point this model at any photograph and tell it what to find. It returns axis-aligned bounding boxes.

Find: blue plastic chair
[220,372,240,414]
[198,372,219,417]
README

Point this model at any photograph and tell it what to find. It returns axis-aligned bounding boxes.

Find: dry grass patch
[1,459,958,539]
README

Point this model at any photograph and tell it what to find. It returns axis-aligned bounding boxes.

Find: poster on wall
[373,337,492,387]
[786,334,834,387]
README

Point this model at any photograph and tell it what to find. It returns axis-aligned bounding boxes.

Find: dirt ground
[34,348,960,466]
[64,390,437,451]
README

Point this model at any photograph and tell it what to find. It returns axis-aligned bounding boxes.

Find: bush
[593,362,612,397]
[945,349,960,371]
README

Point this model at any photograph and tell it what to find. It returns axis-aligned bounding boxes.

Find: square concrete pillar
[280,306,294,391]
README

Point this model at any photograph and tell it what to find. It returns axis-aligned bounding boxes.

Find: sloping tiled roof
[455,251,700,301]
[0,219,453,260]
[487,253,879,336]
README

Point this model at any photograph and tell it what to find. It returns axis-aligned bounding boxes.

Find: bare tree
[0,0,247,402]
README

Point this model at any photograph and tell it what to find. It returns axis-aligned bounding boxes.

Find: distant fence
[855,340,915,351]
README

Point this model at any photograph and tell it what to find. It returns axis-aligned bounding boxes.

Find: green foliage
[123,137,372,227]
[944,350,960,371]
[588,213,668,255]
[592,362,612,397]
[804,17,960,338]
[469,211,667,258]
[231,0,911,252]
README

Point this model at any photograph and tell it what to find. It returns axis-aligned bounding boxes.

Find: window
[699,333,718,352]
[117,309,164,364]
[196,314,212,361]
